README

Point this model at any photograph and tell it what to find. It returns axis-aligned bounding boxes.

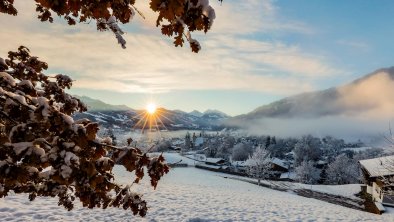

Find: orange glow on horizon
[132,102,169,134]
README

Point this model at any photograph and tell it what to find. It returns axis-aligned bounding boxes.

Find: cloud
[233,116,391,142]
[209,0,313,35]
[0,0,343,96]
[226,69,394,141]
[337,70,394,119]
[337,39,370,51]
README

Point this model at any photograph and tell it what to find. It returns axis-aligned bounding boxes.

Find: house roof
[359,155,394,178]
[232,161,249,167]
[271,158,289,170]
[316,160,328,165]
[205,158,225,164]
[280,172,297,180]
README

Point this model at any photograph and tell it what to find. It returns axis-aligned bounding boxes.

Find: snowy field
[1,166,394,221]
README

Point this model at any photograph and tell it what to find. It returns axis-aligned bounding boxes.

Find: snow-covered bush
[321,136,345,162]
[246,147,272,185]
[353,147,385,161]
[325,154,359,185]
[0,47,169,216]
[0,0,218,52]
[295,161,320,184]
[231,143,253,161]
[294,135,322,166]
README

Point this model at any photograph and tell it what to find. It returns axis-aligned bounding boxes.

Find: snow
[104,15,128,49]
[375,202,386,212]
[62,142,75,149]
[150,152,196,166]
[0,72,16,86]
[1,162,394,221]
[232,160,249,167]
[37,97,51,117]
[31,145,45,158]
[271,157,289,169]
[184,153,206,162]
[64,152,79,166]
[231,175,363,200]
[0,153,394,221]
[61,114,74,126]
[84,112,109,123]
[359,155,394,177]
[296,183,362,199]
[205,158,224,164]
[96,157,112,167]
[18,80,34,89]
[12,142,32,155]
[343,147,373,152]
[280,171,297,180]
[60,165,73,179]
[194,137,204,147]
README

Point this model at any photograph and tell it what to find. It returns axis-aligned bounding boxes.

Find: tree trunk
[258,178,261,186]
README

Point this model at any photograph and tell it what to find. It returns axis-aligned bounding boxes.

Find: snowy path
[0,167,393,221]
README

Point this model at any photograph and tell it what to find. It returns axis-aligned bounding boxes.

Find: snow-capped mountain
[73,95,132,111]
[73,96,230,131]
[189,110,204,117]
[202,109,231,119]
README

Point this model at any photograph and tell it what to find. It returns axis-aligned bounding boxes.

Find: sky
[1,0,394,116]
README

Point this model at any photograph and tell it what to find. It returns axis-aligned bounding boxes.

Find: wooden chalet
[359,155,394,210]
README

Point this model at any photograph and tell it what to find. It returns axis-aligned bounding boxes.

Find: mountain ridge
[231,66,394,121]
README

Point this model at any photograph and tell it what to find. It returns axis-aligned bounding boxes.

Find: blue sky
[1,0,393,116]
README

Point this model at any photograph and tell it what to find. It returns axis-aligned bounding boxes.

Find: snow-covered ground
[1,166,394,221]
[228,175,363,200]
[150,152,197,166]
[295,183,362,199]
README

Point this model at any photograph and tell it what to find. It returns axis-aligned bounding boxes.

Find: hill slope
[234,67,394,120]
[0,167,392,221]
[74,95,132,111]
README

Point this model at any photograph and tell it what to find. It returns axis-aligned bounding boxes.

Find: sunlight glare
[146,103,157,114]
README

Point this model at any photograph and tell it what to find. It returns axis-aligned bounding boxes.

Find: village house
[271,158,290,172]
[231,158,291,179]
[205,158,227,166]
[359,155,394,212]
[232,161,248,173]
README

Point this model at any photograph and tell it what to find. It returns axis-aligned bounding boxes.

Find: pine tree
[265,136,271,148]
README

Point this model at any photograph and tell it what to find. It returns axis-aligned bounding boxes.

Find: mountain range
[74,66,394,133]
[73,96,230,131]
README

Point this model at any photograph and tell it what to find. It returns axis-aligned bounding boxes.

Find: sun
[146,103,157,114]
[132,101,172,133]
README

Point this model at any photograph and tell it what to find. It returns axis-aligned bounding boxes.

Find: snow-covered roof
[205,158,225,164]
[359,155,394,178]
[172,139,184,146]
[271,158,289,170]
[316,160,328,165]
[232,161,250,167]
[374,202,385,212]
[280,172,297,180]
[196,163,224,169]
